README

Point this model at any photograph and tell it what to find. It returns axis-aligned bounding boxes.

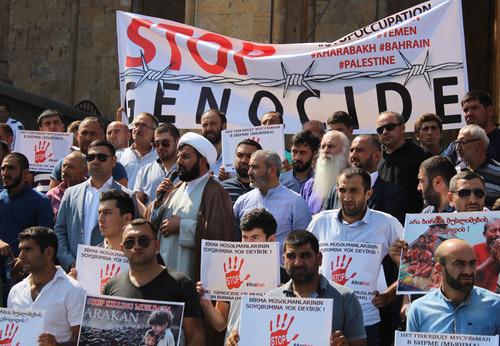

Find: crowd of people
[0,89,499,346]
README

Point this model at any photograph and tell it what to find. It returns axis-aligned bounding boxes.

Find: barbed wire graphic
[120,50,463,97]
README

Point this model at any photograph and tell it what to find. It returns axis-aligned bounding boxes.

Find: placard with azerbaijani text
[75,244,129,295]
[395,331,498,346]
[397,211,500,294]
[0,308,44,345]
[239,296,333,346]
[319,241,382,303]
[13,130,73,172]
[221,125,285,172]
[200,240,280,301]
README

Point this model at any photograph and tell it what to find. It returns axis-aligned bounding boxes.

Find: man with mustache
[221,139,262,205]
[324,134,407,224]
[407,239,500,334]
[150,132,233,281]
[233,149,311,255]
[453,124,500,208]
[301,130,350,214]
[308,167,403,346]
[117,112,159,190]
[280,130,320,193]
[474,218,500,292]
[201,109,226,177]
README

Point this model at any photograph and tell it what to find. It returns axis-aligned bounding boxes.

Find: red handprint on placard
[100,263,121,293]
[331,255,357,286]
[223,256,250,289]
[34,141,53,163]
[0,323,19,346]
[269,313,299,346]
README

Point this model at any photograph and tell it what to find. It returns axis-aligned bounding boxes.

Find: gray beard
[312,153,349,201]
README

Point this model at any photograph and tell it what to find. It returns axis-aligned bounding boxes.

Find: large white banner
[221,125,285,172]
[13,131,73,172]
[117,0,467,134]
[239,296,333,346]
[75,245,130,295]
[200,240,280,301]
[395,331,499,346]
[0,308,44,345]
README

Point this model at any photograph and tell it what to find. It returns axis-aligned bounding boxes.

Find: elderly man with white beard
[300,130,350,214]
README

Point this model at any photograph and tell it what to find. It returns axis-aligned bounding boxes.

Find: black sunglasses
[376,122,401,135]
[153,140,171,148]
[452,188,486,198]
[123,236,155,250]
[86,153,110,162]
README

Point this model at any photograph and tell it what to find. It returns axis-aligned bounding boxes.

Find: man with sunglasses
[453,124,500,208]
[134,124,180,204]
[117,112,159,190]
[376,111,431,213]
[49,117,128,189]
[447,171,487,213]
[55,140,135,271]
[103,219,205,345]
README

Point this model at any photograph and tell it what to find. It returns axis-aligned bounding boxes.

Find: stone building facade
[0,0,498,124]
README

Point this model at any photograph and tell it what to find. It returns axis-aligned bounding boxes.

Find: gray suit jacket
[54,179,132,270]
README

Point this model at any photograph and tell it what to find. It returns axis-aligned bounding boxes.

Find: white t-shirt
[8,266,86,343]
[308,208,403,326]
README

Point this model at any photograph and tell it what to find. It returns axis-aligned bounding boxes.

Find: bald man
[106,121,130,150]
[407,239,499,335]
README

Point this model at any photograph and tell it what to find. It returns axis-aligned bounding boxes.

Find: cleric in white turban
[177,132,217,167]
[150,131,234,281]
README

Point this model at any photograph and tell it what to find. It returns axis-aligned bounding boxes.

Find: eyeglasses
[452,139,480,147]
[123,236,155,250]
[153,140,171,148]
[376,122,401,135]
[86,153,110,162]
[451,188,486,198]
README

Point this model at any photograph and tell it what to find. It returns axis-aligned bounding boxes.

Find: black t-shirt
[378,140,431,213]
[103,267,202,318]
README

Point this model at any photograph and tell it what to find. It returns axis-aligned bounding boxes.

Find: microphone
[156,169,178,203]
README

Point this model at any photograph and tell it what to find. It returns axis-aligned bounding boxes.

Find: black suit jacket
[323,176,407,225]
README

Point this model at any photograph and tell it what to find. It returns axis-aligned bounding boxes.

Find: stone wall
[1,0,497,123]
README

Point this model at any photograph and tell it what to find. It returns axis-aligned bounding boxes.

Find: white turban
[177,132,217,166]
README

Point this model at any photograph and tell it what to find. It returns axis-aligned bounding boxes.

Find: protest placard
[221,125,285,172]
[395,331,499,346]
[0,308,44,345]
[78,295,184,346]
[200,240,280,301]
[319,241,382,303]
[238,296,332,346]
[397,211,500,294]
[75,244,130,295]
[117,0,467,133]
[13,130,73,172]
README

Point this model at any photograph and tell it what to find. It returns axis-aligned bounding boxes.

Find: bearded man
[150,132,233,280]
[301,130,349,214]
[407,239,499,335]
